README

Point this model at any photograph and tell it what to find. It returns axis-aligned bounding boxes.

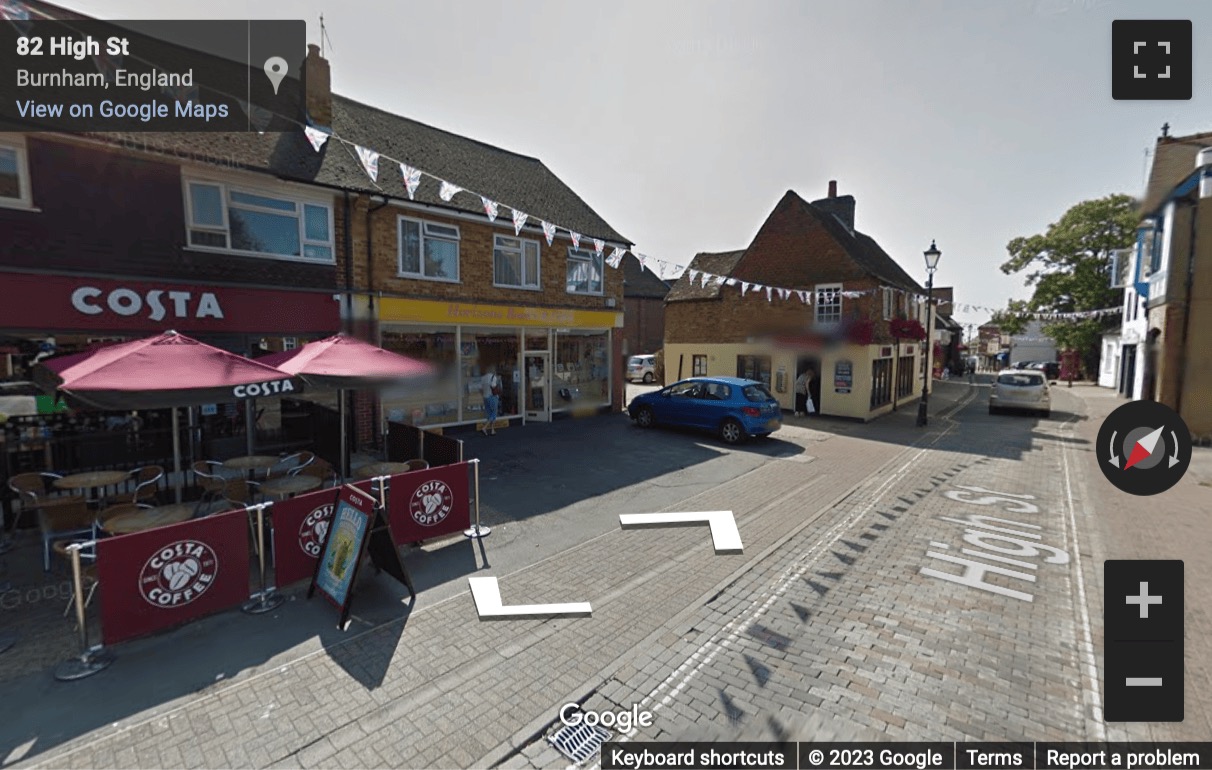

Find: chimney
[304,44,332,126]
[811,180,856,233]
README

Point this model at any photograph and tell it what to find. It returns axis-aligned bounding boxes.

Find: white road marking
[468,576,592,620]
[618,511,743,554]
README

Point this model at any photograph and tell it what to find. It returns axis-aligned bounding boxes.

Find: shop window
[185,179,334,262]
[815,284,842,326]
[0,140,31,208]
[494,235,540,289]
[736,355,771,389]
[400,218,460,281]
[566,248,604,295]
[555,330,610,408]
[692,354,707,376]
[380,326,460,427]
[460,329,521,420]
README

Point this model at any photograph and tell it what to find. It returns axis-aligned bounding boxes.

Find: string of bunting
[0,0,1125,324]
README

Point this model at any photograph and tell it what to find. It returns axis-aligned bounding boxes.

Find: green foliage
[999,194,1136,374]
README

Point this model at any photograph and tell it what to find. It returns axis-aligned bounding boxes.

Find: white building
[1101,246,1148,398]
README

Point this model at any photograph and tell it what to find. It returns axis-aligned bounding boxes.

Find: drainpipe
[364,196,389,452]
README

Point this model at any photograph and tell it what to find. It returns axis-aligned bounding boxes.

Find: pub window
[185,178,334,263]
[815,284,842,325]
[400,217,461,281]
[736,355,771,389]
[0,139,32,208]
[692,354,707,376]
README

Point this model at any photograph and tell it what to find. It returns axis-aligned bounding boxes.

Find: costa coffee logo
[233,380,295,398]
[298,504,334,557]
[71,286,225,321]
[139,540,218,607]
[410,480,453,526]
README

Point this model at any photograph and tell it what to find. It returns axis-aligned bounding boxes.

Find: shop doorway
[796,357,821,415]
[524,353,551,422]
[1120,344,1136,398]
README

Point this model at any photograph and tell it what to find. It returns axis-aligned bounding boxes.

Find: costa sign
[410,479,453,526]
[298,503,334,557]
[139,539,218,607]
[72,286,224,321]
[233,380,295,398]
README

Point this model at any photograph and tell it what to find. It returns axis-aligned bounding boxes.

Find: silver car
[626,354,656,383]
[989,369,1050,418]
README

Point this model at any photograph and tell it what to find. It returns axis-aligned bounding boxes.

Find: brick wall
[622,297,665,357]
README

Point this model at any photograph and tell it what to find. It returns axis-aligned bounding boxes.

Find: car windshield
[742,384,774,402]
[998,373,1044,387]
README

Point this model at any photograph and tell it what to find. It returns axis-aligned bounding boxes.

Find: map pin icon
[264,56,288,95]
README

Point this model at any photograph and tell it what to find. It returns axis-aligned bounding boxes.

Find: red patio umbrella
[35,331,303,500]
[260,334,434,479]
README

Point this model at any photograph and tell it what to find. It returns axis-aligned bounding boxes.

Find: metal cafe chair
[5,472,65,543]
[191,460,228,515]
[275,450,316,478]
[94,503,154,538]
[110,465,165,506]
[295,457,337,488]
[38,495,94,572]
[404,459,430,471]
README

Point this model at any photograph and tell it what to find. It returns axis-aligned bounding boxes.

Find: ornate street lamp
[916,241,942,427]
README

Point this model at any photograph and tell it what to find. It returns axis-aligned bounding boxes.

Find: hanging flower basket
[843,318,875,346]
[889,318,927,341]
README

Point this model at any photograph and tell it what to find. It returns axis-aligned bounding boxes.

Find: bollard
[242,503,285,614]
[464,459,491,539]
[54,541,113,681]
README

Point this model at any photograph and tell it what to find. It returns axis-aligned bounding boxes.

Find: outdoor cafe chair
[94,503,154,538]
[6,471,65,533]
[295,457,337,487]
[404,459,430,471]
[192,460,228,514]
[38,495,94,573]
[274,450,316,478]
[52,538,98,619]
[110,465,165,506]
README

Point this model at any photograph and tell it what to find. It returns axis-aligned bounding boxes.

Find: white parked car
[626,354,656,383]
[989,369,1050,418]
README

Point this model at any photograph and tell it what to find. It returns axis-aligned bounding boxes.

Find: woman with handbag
[481,366,502,435]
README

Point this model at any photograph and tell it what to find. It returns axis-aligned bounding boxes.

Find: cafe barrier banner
[387,461,472,543]
[270,487,340,587]
[96,509,251,645]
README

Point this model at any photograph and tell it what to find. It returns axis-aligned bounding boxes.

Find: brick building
[620,252,671,361]
[664,184,931,421]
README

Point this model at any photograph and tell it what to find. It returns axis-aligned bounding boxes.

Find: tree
[1000,194,1136,375]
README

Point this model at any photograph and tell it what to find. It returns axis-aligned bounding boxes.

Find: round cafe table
[355,462,416,480]
[223,455,280,480]
[54,470,131,506]
[101,503,196,535]
[260,475,321,500]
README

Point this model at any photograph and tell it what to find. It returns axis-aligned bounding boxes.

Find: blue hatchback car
[627,376,783,444]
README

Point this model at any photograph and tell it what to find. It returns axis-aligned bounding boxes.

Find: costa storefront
[376,297,622,428]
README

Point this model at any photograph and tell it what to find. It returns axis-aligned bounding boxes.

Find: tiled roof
[1141,130,1212,215]
[792,194,923,293]
[665,250,746,302]
[621,252,671,298]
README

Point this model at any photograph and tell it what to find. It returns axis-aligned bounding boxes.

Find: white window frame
[183,175,335,264]
[493,234,541,290]
[0,137,34,210]
[815,283,842,325]
[283,337,298,350]
[882,288,894,320]
[566,247,604,296]
[398,216,461,282]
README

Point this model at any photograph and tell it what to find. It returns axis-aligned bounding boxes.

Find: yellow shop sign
[379,297,622,329]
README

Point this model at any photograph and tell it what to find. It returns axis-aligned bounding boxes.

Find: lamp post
[916,240,942,427]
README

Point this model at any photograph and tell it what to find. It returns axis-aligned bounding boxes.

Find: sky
[58,0,1212,331]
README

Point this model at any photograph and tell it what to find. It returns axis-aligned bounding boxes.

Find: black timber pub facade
[0,131,343,484]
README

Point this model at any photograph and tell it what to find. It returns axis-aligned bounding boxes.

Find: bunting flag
[741,282,751,296]
[400,164,421,200]
[608,247,625,268]
[512,209,528,236]
[593,238,605,258]
[542,221,556,246]
[570,232,581,249]
[778,288,791,300]
[635,252,648,271]
[303,125,330,152]
[688,269,700,283]
[438,181,462,202]
[798,290,811,304]
[481,197,499,222]
[355,146,379,182]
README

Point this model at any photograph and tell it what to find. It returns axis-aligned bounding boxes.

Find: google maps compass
[1097,400,1191,496]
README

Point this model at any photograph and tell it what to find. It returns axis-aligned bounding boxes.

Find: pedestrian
[967,361,976,385]
[794,368,810,416]
[481,366,501,435]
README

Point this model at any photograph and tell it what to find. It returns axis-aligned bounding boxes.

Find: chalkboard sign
[834,360,854,394]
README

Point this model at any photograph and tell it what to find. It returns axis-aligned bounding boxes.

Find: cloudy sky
[61,0,1212,329]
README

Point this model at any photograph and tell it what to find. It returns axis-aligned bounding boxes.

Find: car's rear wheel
[643,372,654,383]
[719,418,745,445]
[635,406,655,428]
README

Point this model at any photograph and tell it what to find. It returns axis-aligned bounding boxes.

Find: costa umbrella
[259,334,434,480]
[35,330,303,501]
